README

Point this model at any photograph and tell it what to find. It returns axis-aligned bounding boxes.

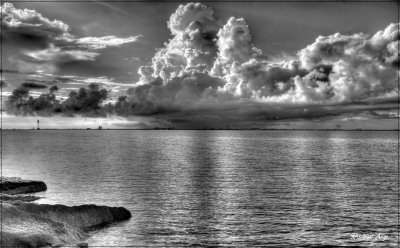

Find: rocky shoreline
[1,177,132,247]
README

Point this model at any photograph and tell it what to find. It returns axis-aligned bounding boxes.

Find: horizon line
[1,128,398,131]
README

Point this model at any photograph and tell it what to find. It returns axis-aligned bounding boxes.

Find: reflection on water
[2,130,398,247]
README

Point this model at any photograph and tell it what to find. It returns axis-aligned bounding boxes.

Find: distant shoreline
[1,128,398,131]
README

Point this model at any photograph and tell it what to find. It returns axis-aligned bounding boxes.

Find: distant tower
[37,120,40,130]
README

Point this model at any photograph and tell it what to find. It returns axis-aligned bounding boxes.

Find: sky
[1,1,398,129]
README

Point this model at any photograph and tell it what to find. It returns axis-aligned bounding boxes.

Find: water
[2,130,398,247]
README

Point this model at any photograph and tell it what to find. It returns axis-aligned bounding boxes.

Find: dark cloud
[0,69,19,73]
[49,85,59,94]
[5,83,108,116]
[21,78,55,86]
[21,82,48,89]
[61,83,108,115]
[5,86,58,116]
[12,76,74,87]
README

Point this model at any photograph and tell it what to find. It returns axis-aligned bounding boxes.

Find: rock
[1,193,42,202]
[1,203,88,247]
[1,177,132,247]
[0,177,47,195]
[12,202,132,230]
[77,242,89,247]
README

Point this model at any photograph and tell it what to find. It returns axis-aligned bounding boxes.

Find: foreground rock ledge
[1,177,132,247]
[14,202,132,231]
[0,177,47,195]
[2,203,88,247]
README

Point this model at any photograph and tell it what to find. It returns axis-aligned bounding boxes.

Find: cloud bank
[3,2,399,127]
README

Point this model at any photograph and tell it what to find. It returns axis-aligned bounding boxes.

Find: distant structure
[98,126,103,130]
[37,120,40,130]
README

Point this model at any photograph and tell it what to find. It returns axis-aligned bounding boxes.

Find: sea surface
[2,130,398,247]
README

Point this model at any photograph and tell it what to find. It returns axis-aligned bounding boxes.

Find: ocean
[2,130,398,247]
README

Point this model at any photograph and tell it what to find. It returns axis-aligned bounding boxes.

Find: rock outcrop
[1,193,42,202]
[13,202,132,231]
[1,177,132,247]
[0,177,47,195]
[2,203,88,247]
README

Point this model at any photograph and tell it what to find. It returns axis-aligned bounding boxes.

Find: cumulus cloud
[1,2,70,49]
[129,3,398,113]
[295,24,398,103]
[125,3,396,115]
[167,3,221,36]
[213,17,261,67]
[4,2,399,126]
[138,3,222,84]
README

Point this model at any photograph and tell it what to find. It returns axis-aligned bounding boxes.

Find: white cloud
[128,3,398,115]
[25,45,99,62]
[75,35,143,50]
[2,3,143,73]
[1,2,71,49]
[167,3,221,35]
